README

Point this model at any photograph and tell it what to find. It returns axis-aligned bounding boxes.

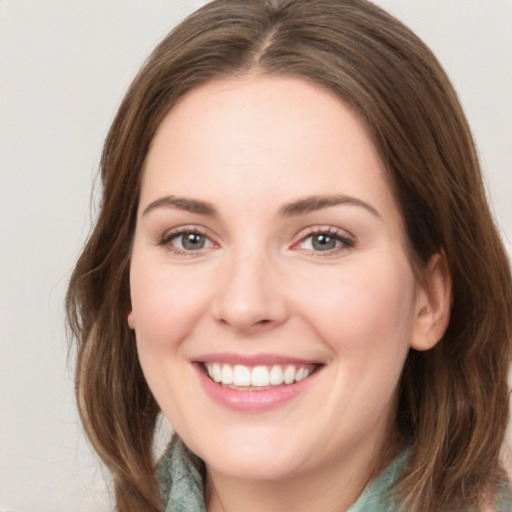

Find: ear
[410,253,452,351]
[127,310,136,330]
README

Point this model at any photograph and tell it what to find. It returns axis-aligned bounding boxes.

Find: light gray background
[1,1,511,511]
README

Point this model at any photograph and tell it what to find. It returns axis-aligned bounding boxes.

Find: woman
[66,0,512,510]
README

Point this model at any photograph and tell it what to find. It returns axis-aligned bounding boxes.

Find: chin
[205,452,306,482]
[182,425,310,480]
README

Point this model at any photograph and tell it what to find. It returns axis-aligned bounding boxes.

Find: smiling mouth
[202,362,320,390]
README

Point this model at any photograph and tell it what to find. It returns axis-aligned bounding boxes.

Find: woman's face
[129,76,425,482]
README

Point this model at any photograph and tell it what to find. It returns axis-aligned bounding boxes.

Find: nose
[211,250,289,334]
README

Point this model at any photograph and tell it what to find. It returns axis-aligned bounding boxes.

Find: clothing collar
[157,437,409,512]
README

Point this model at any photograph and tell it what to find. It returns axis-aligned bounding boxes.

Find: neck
[205,435,399,512]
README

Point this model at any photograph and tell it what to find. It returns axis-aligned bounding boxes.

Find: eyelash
[293,227,356,256]
[157,226,356,256]
[158,226,215,255]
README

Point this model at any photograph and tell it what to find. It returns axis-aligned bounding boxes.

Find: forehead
[147,75,374,155]
[140,75,397,221]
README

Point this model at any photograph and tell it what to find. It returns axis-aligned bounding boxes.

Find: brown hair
[66,0,512,510]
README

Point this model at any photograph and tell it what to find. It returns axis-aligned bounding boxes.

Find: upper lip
[192,352,322,366]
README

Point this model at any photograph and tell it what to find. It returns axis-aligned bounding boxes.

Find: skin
[128,75,451,512]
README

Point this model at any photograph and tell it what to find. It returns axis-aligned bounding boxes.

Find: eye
[296,229,355,254]
[175,232,209,250]
[160,229,215,253]
[302,233,339,251]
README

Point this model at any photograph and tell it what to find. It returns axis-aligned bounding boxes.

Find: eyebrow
[142,196,217,217]
[278,194,381,218]
[141,193,381,219]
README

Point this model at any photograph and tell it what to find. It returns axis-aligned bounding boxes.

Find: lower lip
[194,364,320,412]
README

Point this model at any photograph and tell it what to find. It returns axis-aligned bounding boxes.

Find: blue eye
[162,230,213,252]
[176,232,207,250]
[299,231,355,252]
[306,233,339,251]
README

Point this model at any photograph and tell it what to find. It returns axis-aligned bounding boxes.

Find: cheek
[293,255,416,356]
[129,258,214,352]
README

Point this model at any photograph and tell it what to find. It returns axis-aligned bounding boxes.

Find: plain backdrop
[1,1,511,511]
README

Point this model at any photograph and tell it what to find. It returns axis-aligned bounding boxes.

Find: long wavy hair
[66,0,512,510]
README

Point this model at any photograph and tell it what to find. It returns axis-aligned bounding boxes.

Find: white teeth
[211,363,222,383]
[221,364,233,385]
[269,365,284,385]
[233,365,251,386]
[204,362,315,388]
[295,367,308,382]
[283,365,296,384]
[251,366,270,386]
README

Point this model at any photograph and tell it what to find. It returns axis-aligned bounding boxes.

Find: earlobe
[127,310,136,330]
[410,253,452,351]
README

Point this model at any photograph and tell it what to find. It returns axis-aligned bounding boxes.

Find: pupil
[312,234,336,251]
[183,233,205,250]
